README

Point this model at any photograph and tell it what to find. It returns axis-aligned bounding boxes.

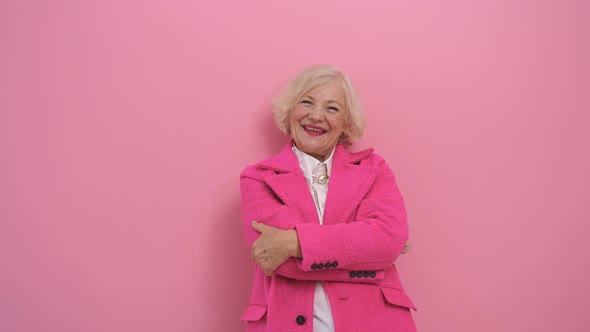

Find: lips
[302,124,327,136]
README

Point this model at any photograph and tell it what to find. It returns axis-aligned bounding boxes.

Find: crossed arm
[240,161,410,283]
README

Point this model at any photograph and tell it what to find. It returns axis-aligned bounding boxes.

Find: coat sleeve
[294,158,409,272]
[240,165,384,284]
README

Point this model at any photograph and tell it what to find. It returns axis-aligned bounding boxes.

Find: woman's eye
[301,100,312,105]
[327,106,339,112]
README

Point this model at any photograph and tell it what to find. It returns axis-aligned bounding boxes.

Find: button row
[349,270,376,279]
[311,261,338,270]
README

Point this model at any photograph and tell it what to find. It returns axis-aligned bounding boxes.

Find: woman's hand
[251,221,302,276]
[402,240,412,254]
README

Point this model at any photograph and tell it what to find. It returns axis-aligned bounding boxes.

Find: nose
[307,105,324,122]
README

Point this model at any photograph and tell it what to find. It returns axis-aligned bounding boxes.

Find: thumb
[251,221,267,233]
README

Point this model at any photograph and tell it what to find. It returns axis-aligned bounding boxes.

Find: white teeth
[304,126,323,132]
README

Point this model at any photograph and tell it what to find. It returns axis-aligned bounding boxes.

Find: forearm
[295,218,408,271]
[295,162,410,271]
[241,163,410,276]
[274,231,386,283]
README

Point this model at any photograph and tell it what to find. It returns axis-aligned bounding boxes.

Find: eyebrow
[302,95,344,107]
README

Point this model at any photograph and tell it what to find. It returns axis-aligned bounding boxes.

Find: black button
[332,261,338,268]
[317,263,324,269]
[324,262,332,269]
[296,315,306,325]
[311,263,318,270]
[369,271,376,278]
[349,271,356,278]
[355,271,363,278]
[363,271,369,278]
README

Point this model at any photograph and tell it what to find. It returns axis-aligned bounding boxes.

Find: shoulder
[240,159,272,179]
[240,151,293,179]
[346,147,400,181]
[241,141,298,178]
[346,147,386,167]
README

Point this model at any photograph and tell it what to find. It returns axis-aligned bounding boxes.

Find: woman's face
[289,80,347,162]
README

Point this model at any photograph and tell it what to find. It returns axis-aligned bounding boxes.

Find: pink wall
[1,0,589,331]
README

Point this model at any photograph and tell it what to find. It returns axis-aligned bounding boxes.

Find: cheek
[289,107,305,124]
[329,117,345,133]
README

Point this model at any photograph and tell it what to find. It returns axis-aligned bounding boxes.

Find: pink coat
[240,141,417,331]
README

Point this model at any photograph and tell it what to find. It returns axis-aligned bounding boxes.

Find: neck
[293,144,336,163]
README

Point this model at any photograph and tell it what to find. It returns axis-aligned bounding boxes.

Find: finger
[261,262,275,276]
[251,249,265,265]
[251,221,262,233]
[253,255,264,267]
[402,241,412,254]
[250,240,257,259]
[252,248,263,263]
[251,221,269,233]
[252,248,265,263]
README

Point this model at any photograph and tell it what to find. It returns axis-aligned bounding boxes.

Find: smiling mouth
[302,125,327,135]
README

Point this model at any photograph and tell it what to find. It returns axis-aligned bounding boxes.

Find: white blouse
[292,145,335,332]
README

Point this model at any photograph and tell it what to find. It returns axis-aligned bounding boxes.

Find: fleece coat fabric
[240,141,417,332]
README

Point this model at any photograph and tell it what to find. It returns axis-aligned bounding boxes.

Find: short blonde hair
[272,65,365,143]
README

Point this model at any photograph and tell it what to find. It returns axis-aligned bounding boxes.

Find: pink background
[1,0,589,331]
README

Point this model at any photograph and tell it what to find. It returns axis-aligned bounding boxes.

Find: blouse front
[292,145,335,332]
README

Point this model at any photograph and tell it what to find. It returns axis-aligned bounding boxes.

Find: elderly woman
[240,65,416,331]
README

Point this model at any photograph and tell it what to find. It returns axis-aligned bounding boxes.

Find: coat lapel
[323,145,378,226]
[258,142,320,225]
[257,141,379,227]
